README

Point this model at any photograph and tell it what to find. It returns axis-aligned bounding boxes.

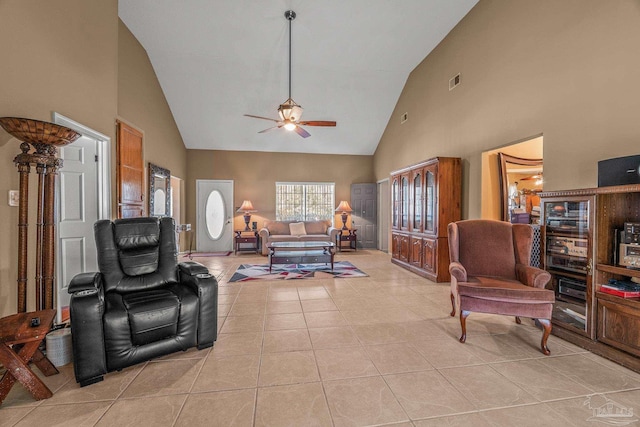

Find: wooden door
[117,121,144,218]
[410,236,422,268]
[422,238,436,273]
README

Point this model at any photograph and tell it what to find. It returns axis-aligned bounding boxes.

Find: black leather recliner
[67,217,218,387]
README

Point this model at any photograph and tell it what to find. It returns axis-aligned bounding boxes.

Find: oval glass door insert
[205,190,225,240]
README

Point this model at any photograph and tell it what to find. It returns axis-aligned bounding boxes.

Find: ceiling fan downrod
[285,10,296,100]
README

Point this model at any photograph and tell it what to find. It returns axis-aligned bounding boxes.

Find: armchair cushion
[459,276,555,304]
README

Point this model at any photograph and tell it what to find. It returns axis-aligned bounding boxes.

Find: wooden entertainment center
[390,157,461,282]
[540,184,640,372]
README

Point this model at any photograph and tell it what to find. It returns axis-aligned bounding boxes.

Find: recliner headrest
[113,217,160,251]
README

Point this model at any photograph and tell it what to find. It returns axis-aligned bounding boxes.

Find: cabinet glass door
[542,197,592,336]
[425,168,436,233]
[401,176,409,229]
[413,172,422,231]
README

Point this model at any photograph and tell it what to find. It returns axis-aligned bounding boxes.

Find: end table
[235,230,260,254]
[337,229,357,252]
[0,309,59,404]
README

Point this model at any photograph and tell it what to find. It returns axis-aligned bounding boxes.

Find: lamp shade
[335,201,353,213]
[237,200,256,212]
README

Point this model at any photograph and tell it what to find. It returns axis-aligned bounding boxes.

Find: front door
[196,180,234,253]
[56,135,100,321]
[351,183,377,249]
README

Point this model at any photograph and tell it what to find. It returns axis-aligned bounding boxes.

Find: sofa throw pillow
[289,222,307,236]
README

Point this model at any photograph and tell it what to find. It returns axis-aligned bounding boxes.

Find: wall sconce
[335,201,353,230]
[237,200,257,231]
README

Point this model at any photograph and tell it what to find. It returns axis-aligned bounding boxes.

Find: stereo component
[546,236,588,257]
[623,222,640,244]
[557,277,587,301]
[598,155,640,187]
[619,243,640,268]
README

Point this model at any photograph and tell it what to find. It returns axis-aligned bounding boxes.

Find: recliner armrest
[449,261,468,282]
[178,261,209,276]
[68,272,102,294]
[178,261,218,348]
[516,264,551,289]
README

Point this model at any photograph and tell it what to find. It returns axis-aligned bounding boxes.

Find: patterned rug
[229,261,368,282]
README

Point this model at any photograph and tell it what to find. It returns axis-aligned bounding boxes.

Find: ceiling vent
[400,112,408,124]
[449,73,461,91]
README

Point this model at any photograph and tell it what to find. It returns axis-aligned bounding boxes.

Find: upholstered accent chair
[448,219,555,355]
[68,217,218,386]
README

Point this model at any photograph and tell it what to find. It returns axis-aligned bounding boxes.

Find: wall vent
[449,73,461,90]
[400,112,408,124]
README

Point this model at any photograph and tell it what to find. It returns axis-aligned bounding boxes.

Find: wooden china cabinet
[391,157,461,282]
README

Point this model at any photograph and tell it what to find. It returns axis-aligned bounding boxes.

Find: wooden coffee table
[0,309,59,404]
[267,241,335,272]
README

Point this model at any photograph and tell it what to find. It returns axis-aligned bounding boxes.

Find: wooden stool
[0,309,59,404]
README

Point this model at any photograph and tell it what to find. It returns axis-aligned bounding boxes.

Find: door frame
[53,113,111,220]
[53,112,111,321]
[377,178,389,253]
[196,179,234,252]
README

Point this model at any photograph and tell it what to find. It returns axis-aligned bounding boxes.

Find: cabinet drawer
[237,237,256,243]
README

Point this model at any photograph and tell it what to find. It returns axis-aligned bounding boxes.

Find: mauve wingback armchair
[448,219,555,355]
[68,217,218,387]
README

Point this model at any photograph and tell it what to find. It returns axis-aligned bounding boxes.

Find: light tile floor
[2,250,640,426]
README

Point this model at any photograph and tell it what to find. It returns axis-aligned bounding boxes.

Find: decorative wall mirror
[149,163,171,217]
[498,153,543,223]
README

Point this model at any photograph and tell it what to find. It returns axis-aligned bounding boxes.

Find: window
[276,182,335,222]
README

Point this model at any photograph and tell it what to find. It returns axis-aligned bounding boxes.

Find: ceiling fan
[244,10,336,138]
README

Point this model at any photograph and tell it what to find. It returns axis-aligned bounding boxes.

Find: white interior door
[54,112,110,322]
[56,136,99,319]
[196,180,234,253]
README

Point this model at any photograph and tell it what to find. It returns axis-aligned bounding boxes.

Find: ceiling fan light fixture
[283,121,296,131]
[278,98,303,122]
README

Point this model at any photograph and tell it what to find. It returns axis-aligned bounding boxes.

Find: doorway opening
[481,135,543,223]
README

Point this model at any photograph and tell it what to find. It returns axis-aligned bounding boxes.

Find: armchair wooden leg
[539,318,552,355]
[515,316,521,324]
[450,292,456,317]
[459,310,470,343]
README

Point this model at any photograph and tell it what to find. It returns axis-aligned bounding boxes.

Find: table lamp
[237,200,257,231]
[335,201,353,230]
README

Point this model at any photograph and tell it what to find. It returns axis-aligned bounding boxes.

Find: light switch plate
[8,190,19,207]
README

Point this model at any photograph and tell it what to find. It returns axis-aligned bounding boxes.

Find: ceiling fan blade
[297,120,336,127]
[258,125,284,133]
[244,114,280,123]
[294,125,311,138]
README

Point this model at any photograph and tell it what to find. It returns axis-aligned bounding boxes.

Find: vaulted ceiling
[118,0,478,155]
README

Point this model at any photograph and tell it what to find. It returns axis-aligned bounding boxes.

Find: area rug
[229,261,368,282]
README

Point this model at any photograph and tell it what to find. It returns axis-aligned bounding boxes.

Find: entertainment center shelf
[540,184,640,372]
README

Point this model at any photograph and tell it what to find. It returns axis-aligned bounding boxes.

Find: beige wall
[374,0,640,219]
[0,3,187,317]
[0,0,119,317]
[185,150,374,246]
[118,20,188,231]
[118,20,187,182]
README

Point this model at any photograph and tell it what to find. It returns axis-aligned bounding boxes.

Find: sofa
[259,220,341,255]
